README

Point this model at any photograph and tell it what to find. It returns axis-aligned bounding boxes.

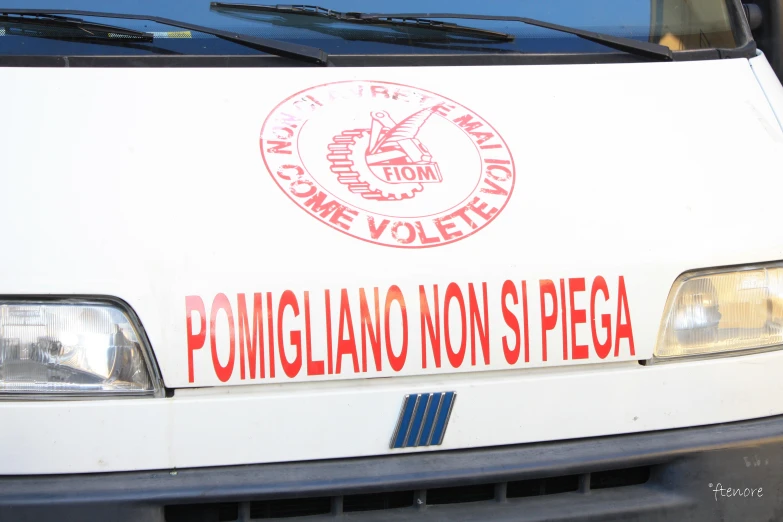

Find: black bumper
[2,415,783,522]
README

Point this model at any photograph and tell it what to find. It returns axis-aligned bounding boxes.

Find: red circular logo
[260,80,515,248]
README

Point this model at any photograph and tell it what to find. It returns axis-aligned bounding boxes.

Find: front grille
[426,483,495,505]
[506,474,581,498]
[343,491,415,512]
[250,497,332,519]
[591,466,651,489]
[164,465,651,521]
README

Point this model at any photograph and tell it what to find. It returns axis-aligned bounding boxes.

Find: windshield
[0,0,739,57]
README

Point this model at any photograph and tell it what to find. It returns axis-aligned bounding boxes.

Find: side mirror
[745,1,783,81]
[744,3,764,29]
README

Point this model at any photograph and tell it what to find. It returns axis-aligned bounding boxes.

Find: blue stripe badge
[390,392,456,449]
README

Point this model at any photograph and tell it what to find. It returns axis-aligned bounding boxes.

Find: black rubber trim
[729,0,758,52]
[0,47,758,68]
[0,52,654,67]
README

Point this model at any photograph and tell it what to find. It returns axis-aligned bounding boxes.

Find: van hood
[1,57,782,389]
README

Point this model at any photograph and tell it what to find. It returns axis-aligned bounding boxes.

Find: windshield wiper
[0,12,153,41]
[210,3,515,41]
[211,4,672,61]
[0,14,184,54]
[0,8,329,65]
[362,12,672,61]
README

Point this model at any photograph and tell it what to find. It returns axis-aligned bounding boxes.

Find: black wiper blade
[0,12,153,41]
[0,8,329,65]
[359,12,673,61]
[210,3,515,41]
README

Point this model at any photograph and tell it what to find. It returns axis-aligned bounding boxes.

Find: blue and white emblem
[390,392,456,449]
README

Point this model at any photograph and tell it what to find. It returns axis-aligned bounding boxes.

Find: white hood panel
[1,58,782,390]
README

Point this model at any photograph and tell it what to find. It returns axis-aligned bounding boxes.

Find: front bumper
[2,414,783,522]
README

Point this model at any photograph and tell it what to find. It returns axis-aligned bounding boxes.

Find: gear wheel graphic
[327,129,424,201]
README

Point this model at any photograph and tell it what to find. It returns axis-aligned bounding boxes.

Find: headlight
[654,263,783,361]
[0,298,161,397]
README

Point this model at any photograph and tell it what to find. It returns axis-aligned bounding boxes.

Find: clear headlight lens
[655,264,783,360]
[0,300,160,397]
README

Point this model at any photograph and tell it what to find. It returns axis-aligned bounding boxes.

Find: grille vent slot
[165,466,651,521]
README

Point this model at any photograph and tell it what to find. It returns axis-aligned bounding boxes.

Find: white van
[1,1,782,521]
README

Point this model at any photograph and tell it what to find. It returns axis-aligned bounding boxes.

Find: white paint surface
[1,55,782,473]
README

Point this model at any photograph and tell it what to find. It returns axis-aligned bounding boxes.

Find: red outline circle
[260,80,516,249]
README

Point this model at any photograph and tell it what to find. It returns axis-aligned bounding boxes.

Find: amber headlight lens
[0,299,161,397]
[655,264,783,361]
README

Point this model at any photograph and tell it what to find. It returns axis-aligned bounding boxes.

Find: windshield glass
[0,0,738,56]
